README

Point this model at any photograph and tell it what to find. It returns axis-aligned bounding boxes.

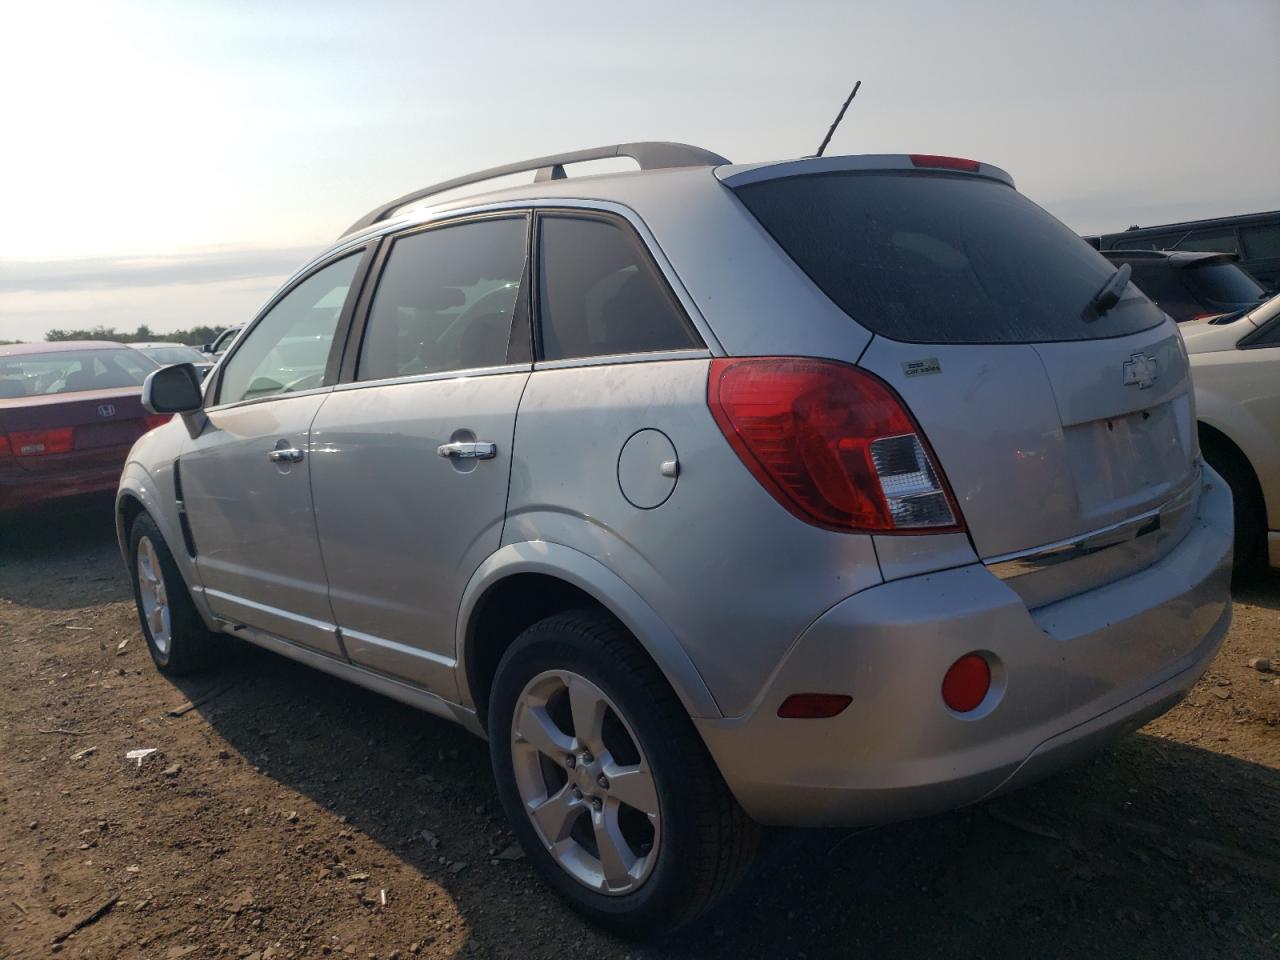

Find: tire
[128,512,226,675]
[1200,435,1265,572]
[488,608,758,938]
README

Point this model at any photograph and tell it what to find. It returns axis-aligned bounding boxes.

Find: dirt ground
[1,504,1277,960]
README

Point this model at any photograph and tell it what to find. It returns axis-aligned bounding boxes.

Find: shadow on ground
[0,495,130,609]
[168,636,1279,960]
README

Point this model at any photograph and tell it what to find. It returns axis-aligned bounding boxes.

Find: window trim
[531,208,707,365]
[207,242,377,411]
[339,211,533,387]
[1239,313,1280,349]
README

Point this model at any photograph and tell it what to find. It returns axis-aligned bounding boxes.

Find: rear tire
[128,512,226,675]
[488,608,757,938]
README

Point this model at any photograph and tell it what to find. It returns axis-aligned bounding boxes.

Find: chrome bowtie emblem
[97,403,116,417]
[1122,353,1157,389]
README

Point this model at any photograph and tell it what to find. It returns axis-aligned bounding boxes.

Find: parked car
[201,324,244,359]
[117,143,1233,936]
[131,342,216,380]
[1086,209,1280,292]
[1181,292,1280,570]
[1,342,166,513]
[1101,250,1267,322]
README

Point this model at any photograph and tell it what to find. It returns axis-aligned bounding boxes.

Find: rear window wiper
[1088,263,1132,318]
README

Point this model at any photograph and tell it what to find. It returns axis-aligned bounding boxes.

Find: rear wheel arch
[1198,421,1266,566]
[458,544,722,728]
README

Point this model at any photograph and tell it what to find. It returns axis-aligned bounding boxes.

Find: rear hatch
[730,163,1198,606]
[0,387,157,474]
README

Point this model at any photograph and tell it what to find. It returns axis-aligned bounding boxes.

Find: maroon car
[0,342,169,513]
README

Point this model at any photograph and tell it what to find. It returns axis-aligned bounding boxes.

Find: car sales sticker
[902,357,941,378]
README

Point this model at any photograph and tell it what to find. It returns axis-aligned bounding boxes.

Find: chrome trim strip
[987,469,1201,581]
[203,588,336,633]
[533,348,711,371]
[339,627,457,670]
[331,362,532,393]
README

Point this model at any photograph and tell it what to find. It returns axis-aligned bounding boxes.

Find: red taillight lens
[1189,312,1223,323]
[9,427,75,457]
[777,693,853,719]
[909,154,981,172]
[707,357,963,533]
[0,435,10,458]
[144,414,173,431]
[942,654,991,713]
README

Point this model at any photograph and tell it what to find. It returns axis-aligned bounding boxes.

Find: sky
[1,0,1277,342]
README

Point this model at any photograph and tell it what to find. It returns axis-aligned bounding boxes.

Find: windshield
[139,345,206,365]
[0,348,157,398]
[733,171,1162,344]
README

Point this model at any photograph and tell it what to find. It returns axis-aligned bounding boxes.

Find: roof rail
[340,141,730,237]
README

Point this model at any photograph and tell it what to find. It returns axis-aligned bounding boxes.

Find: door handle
[268,447,305,463]
[436,441,497,460]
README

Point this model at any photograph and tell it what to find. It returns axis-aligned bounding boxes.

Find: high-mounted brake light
[8,427,75,457]
[909,154,981,173]
[707,358,963,534]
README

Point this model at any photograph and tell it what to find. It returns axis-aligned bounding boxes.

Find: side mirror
[201,343,214,354]
[142,363,204,415]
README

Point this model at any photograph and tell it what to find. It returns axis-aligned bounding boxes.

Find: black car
[1085,209,1280,291]
[1101,250,1267,322]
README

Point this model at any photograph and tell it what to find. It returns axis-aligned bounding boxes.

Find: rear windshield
[1181,261,1265,305]
[733,171,1162,344]
[139,345,205,365]
[0,348,156,399]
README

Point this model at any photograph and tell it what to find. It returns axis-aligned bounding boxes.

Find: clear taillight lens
[707,357,963,534]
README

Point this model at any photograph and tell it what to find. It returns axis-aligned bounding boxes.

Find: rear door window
[358,216,528,380]
[733,172,1162,344]
[536,214,700,360]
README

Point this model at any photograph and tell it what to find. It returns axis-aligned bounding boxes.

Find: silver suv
[119,142,1234,936]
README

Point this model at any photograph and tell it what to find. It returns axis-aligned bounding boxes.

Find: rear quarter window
[733,172,1163,344]
[1182,262,1266,304]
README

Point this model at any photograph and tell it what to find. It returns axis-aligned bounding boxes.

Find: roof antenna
[815,81,862,158]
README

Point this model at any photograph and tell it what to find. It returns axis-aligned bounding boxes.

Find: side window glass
[1173,230,1240,255]
[1247,319,1280,348]
[537,215,700,360]
[1241,224,1280,260]
[358,217,528,381]
[218,253,360,405]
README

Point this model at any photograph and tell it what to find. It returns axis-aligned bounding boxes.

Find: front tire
[128,512,225,675]
[488,609,757,938]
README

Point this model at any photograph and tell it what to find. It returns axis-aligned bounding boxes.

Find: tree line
[41,324,223,346]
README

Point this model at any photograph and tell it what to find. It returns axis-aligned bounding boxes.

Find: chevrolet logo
[97,404,116,417]
[1122,353,1158,389]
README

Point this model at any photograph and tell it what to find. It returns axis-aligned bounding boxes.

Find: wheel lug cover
[565,754,576,769]
[597,775,609,790]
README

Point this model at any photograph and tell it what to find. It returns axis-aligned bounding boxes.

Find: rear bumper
[0,460,125,513]
[696,465,1234,827]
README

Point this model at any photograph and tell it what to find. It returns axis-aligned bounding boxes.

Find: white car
[1183,293,1280,569]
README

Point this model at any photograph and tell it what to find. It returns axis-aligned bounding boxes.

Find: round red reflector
[941,654,990,713]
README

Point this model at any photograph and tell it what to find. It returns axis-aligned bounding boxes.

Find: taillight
[144,414,173,431]
[909,154,981,173]
[1189,312,1223,323]
[707,357,963,534]
[8,427,75,457]
[0,435,10,458]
